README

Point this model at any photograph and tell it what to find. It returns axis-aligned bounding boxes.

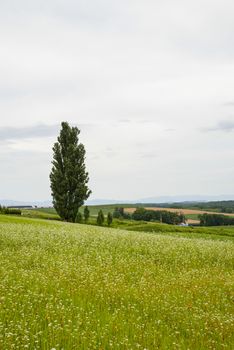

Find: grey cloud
[118,118,160,125]
[0,1,125,35]
[223,101,234,107]
[88,149,117,160]
[135,142,150,148]
[117,119,157,125]
[202,120,234,132]
[137,119,157,124]
[118,119,132,123]
[88,152,100,161]
[140,152,158,159]
[104,149,117,158]
[0,149,51,201]
[1,0,234,200]
[0,123,94,143]
[0,124,60,142]
[164,128,176,132]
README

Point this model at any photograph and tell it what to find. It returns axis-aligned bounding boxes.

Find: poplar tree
[50,122,91,222]
[107,212,113,226]
[97,210,104,226]
[75,212,83,223]
[84,206,90,223]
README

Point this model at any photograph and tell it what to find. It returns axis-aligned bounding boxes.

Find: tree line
[151,201,234,214]
[75,206,113,227]
[112,207,185,225]
[199,213,234,226]
[129,207,185,225]
[0,206,21,215]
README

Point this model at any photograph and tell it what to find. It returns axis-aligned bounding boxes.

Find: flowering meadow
[0,215,233,349]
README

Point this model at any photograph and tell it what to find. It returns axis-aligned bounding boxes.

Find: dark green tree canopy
[107,212,113,226]
[84,206,90,223]
[97,210,104,226]
[75,211,83,224]
[50,122,91,222]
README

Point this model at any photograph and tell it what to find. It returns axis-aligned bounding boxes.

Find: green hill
[0,215,233,349]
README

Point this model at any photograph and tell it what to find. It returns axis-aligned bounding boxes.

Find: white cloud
[0,0,234,200]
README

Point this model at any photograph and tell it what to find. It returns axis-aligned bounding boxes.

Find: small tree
[107,212,113,226]
[84,206,90,223]
[75,212,83,223]
[97,210,104,226]
[113,207,131,219]
[50,122,91,222]
[113,207,124,218]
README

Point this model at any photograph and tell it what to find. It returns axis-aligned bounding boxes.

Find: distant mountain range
[137,194,234,204]
[0,199,52,207]
[86,195,234,205]
[1,194,234,207]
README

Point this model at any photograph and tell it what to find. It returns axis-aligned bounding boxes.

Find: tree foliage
[107,212,113,226]
[199,213,234,226]
[151,200,234,214]
[84,206,90,223]
[113,207,131,219]
[97,210,105,226]
[0,206,21,215]
[50,122,91,222]
[132,208,185,225]
[75,212,83,223]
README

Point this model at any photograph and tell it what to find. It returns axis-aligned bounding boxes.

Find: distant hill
[86,195,234,205]
[0,199,52,207]
[137,195,234,203]
[1,194,234,207]
[86,199,133,205]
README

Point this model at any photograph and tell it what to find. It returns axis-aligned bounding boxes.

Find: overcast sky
[1,0,234,201]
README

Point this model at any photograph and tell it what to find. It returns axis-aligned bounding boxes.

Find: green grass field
[24,205,234,223]
[22,208,234,241]
[22,208,60,220]
[22,205,131,219]
[0,215,233,349]
[184,213,200,220]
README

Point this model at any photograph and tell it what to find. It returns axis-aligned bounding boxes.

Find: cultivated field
[125,207,234,224]
[125,206,234,216]
[23,205,234,225]
[0,215,233,349]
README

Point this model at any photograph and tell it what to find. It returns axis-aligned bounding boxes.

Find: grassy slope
[0,215,233,349]
[23,205,130,218]
[22,208,60,220]
[26,205,234,222]
[22,208,234,241]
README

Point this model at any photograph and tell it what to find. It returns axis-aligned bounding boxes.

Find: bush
[0,206,21,215]
[8,208,22,215]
